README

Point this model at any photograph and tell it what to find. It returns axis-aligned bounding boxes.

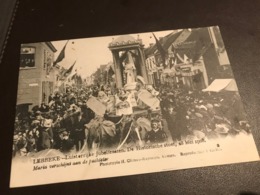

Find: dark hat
[62,131,69,136]
[58,128,67,133]
[151,118,160,123]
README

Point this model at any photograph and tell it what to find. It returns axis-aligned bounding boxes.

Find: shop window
[20,47,36,68]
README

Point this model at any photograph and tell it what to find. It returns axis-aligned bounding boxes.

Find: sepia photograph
[10,26,259,188]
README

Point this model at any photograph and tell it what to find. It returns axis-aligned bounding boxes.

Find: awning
[202,79,238,92]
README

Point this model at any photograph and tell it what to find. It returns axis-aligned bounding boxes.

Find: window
[43,50,47,69]
[44,50,53,72]
[46,53,53,73]
[20,47,36,68]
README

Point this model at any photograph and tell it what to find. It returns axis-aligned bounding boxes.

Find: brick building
[16,42,58,112]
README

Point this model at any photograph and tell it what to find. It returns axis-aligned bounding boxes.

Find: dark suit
[165,105,188,141]
[40,127,53,150]
[60,138,74,153]
[145,129,167,143]
[73,115,87,151]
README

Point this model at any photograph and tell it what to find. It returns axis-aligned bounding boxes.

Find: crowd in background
[13,82,251,157]
[13,87,94,156]
[158,84,250,141]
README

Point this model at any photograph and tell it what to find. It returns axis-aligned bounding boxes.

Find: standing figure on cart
[123,51,136,84]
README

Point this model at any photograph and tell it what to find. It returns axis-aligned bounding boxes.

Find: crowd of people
[158,84,251,141]
[13,88,94,157]
[13,81,251,157]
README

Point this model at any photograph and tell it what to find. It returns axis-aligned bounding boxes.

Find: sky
[51,29,179,78]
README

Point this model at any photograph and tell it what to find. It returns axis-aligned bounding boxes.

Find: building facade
[144,27,233,90]
[144,29,191,88]
[17,42,57,111]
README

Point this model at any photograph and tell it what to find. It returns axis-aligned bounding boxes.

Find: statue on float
[123,51,136,84]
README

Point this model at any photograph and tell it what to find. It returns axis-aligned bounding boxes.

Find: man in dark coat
[61,109,75,136]
[57,128,74,153]
[145,119,167,143]
[72,112,87,151]
[39,119,53,150]
[165,103,188,141]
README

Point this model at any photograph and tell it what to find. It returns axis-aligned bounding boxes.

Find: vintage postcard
[10,26,259,187]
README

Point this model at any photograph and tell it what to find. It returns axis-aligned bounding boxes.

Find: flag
[77,75,83,84]
[71,72,77,80]
[152,32,167,67]
[171,44,176,54]
[53,40,69,66]
[71,73,80,84]
[57,67,67,80]
[63,60,76,78]
[108,65,114,76]
[192,33,213,63]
